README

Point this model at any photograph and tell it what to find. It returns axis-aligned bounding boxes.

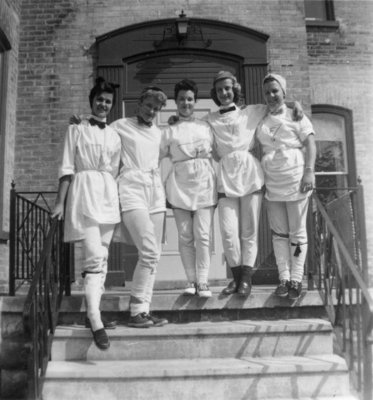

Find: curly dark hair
[174,79,198,101]
[89,77,118,108]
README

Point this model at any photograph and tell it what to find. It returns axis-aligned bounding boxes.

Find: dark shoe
[85,317,117,330]
[274,280,290,297]
[237,266,253,296]
[144,313,168,327]
[221,266,242,295]
[288,280,302,300]
[128,312,154,328]
[237,279,252,296]
[222,280,238,295]
[91,328,110,350]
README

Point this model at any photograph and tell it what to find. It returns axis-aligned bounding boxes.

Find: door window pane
[313,113,348,174]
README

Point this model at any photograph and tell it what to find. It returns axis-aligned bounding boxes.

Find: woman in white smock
[160,79,217,298]
[52,78,120,350]
[111,87,169,328]
[256,73,316,300]
[207,71,266,296]
[207,71,303,297]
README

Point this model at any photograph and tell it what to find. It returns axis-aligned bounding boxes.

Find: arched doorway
[95,17,276,287]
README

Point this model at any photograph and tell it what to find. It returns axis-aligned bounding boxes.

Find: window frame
[312,104,357,188]
[0,29,11,240]
[305,0,339,29]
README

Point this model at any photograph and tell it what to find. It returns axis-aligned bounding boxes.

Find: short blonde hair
[139,86,167,107]
[210,71,242,106]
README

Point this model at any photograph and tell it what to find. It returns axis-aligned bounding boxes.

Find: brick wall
[0,0,21,290]
[307,0,373,282]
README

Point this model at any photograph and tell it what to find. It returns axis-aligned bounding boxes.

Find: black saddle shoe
[221,280,239,295]
[91,328,110,350]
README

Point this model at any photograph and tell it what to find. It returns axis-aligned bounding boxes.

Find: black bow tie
[219,106,236,114]
[137,116,152,127]
[270,107,285,116]
[89,118,106,129]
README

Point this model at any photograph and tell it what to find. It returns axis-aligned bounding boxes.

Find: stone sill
[306,19,340,30]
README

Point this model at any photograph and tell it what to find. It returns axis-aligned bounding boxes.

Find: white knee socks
[272,236,291,281]
[290,243,308,282]
[84,273,104,331]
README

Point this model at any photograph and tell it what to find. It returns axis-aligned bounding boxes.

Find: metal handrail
[23,217,70,399]
[311,187,373,400]
[314,195,373,313]
[9,184,61,295]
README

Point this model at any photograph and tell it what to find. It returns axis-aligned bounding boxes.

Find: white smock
[160,117,217,211]
[206,104,266,197]
[59,121,121,242]
[111,117,166,214]
[256,106,315,201]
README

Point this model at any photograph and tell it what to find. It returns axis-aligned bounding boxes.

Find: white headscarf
[263,73,287,95]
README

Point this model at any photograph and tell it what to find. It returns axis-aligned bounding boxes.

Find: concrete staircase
[42,285,358,400]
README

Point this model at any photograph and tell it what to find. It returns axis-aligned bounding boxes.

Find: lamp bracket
[153,13,212,49]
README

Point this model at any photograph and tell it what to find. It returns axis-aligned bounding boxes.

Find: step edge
[53,319,333,338]
[45,355,349,379]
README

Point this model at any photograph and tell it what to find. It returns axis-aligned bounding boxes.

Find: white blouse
[59,120,121,242]
[256,107,315,201]
[160,117,217,210]
[111,117,166,213]
[207,104,266,197]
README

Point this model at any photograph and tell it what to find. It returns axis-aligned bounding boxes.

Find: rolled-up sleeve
[298,115,315,143]
[58,125,78,179]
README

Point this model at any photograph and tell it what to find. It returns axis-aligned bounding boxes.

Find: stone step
[267,398,358,400]
[42,354,350,400]
[61,286,324,312]
[52,318,333,361]
[58,286,326,324]
[269,398,358,400]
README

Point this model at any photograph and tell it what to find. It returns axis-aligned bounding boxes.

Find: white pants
[173,206,214,285]
[267,198,309,282]
[218,192,262,268]
[122,210,164,316]
[82,218,115,274]
[82,217,115,331]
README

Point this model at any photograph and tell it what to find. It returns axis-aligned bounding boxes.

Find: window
[305,0,335,21]
[311,105,356,204]
[305,0,338,28]
[0,29,11,240]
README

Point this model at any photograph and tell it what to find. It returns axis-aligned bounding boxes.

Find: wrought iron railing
[309,185,373,400]
[9,183,61,295]
[9,184,72,399]
[23,217,71,399]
